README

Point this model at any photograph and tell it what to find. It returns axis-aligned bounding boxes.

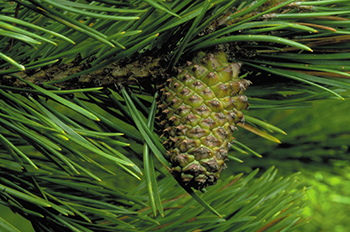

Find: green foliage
[301,166,350,232]
[0,0,349,231]
[232,98,350,232]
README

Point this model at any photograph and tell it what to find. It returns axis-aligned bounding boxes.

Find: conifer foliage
[0,0,349,231]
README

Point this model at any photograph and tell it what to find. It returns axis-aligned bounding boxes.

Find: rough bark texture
[0,53,169,90]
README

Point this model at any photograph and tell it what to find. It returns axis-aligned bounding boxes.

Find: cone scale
[157,51,250,190]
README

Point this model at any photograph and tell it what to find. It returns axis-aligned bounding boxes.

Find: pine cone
[157,51,250,190]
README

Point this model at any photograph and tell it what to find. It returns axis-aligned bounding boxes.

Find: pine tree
[0,0,349,231]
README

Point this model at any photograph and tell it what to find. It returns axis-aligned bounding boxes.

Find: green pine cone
[157,51,250,190]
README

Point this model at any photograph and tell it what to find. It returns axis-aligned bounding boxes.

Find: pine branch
[0,0,350,231]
